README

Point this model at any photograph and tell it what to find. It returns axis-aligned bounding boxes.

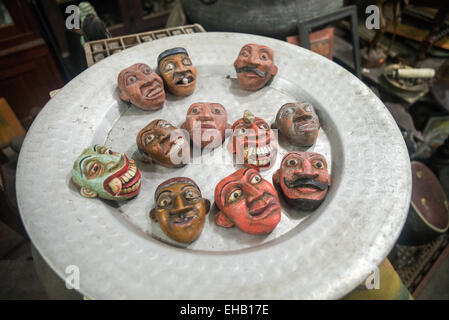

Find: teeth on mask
[182,78,188,84]
[109,178,122,195]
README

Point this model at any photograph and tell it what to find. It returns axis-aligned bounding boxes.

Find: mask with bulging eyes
[136,119,190,168]
[228,110,278,171]
[272,102,320,147]
[71,145,142,200]
[214,168,281,235]
[181,102,231,149]
[118,63,166,111]
[157,47,197,96]
[234,43,278,91]
[273,151,330,211]
[150,177,210,243]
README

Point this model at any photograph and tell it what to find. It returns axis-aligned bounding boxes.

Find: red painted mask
[228,110,277,171]
[118,63,165,111]
[234,43,278,91]
[214,168,281,235]
[181,102,231,149]
[273,151,331,211]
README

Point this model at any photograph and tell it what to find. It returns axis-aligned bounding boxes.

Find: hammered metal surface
[16,32,411,299]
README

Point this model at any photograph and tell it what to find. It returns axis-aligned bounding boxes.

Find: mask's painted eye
[227,189,242,204]
[241,50,249,57]
[213,108,221,114]
[182,58,192,66]
[304,104,313,112]
[126,76,137,85]
[191,107,198,114]
[89,163,101,176]
[287,159,298,166]
[164,63,175,72]
[236,127,246,135]
[143,67,152,74]
[251,175,262,184]
[259,123,269,130]
[185,190,200,201]
[313,160,324,169]
[260,52,268,61]
[161,122,171,128]
[158,197,172,208]
[145,134,155,144]
[104,148,113,155]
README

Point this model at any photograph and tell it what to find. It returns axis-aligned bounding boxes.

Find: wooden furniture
[0,0,64,128]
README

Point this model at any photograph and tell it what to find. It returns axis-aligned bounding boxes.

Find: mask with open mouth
[273,151,330,211]
[157,47,197,96]
[272,102,320,147]
[150,177,210,243]
[136,119,190,168]
[214,168,281,235]
[118,63,165,111]
[228,110,278,171]
[71,145,142,200]
[234,43,278,91]
[181,102,231,149]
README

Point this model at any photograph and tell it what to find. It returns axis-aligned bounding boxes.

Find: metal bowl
[16,32,411,299]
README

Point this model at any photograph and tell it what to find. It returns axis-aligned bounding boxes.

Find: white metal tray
[16,32,411,299]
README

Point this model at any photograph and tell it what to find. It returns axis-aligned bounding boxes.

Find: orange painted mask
[214,168,281,235]
[273,152,330,211]
[118,63,165,111]
[157,47,197,96]
[151,177,210,243]
[181,102,231,149]
[234,43,278,91]
[228,110,277,171]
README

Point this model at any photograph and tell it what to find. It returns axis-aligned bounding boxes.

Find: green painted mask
[71,145,142,200]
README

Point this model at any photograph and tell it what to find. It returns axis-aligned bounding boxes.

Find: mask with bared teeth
[228,110,278,171]
[150,177,210,243]
[273,151,330,211]
[272,102,320,147]
[71,145,142,200]
[136,119,190,168]
[214,168,281,235]
[158,47,197,96]
[118,63,165,111]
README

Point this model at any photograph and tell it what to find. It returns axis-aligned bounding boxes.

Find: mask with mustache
[273,151,331,211]
[118,63,166,111]
[234,43,278,91]
[158,47,197,96]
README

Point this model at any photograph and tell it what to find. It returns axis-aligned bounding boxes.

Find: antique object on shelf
[286,27,334,60]
[150,177,210,243]
[118,63,165,111]
[234,43,278,91]
[181,102,231,149]
[384,64,434,92]
[136,119,190,168]
[214,168,281,235]
[228,110,277,170]
[79,1,111,46]
[157,47,197,96]
[71,145,141,200]
[272,102,320,147]
[397,162,449,246]
[84,24,206,67]
[431,59,449,113]
[273,151,330,211]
